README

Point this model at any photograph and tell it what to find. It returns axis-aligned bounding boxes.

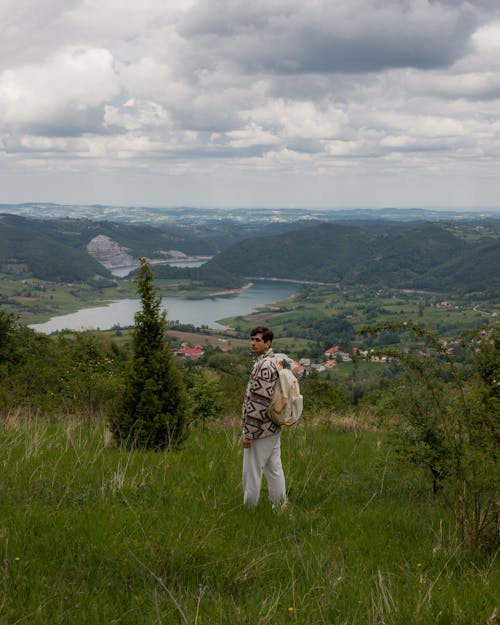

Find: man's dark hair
[250,326,274,343]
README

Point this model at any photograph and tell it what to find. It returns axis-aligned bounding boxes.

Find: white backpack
[268,365,303,427]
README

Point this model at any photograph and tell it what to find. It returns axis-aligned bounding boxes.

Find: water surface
[29,280,297,334]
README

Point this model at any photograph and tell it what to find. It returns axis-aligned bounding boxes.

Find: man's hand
[243,435,253,448]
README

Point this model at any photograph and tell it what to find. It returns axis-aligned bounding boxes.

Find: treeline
[263,312,356,352]
[152,263,245,289]
[0,213,111,282]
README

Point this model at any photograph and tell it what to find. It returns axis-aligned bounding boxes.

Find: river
[29,280,298,334]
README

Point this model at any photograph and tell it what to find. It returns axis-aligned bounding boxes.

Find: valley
[0,208,498,356]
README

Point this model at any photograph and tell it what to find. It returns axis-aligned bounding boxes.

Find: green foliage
[0,306,38,372]
[366,321,499,552]
[107,259,189,449]
[200,348,250,416]
[53,332,126,417]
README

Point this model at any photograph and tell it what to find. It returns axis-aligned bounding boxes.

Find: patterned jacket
[242,348,281,440]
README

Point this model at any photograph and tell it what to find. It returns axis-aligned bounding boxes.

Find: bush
[301,370,349,415]
[367,321,499,552]
[0,306,126,417]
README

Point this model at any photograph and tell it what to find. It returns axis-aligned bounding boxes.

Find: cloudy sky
[1,0,500,209]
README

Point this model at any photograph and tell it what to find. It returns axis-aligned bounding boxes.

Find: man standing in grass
[242,326,287,507]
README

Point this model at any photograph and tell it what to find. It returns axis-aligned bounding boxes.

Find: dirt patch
[243,311,288,322]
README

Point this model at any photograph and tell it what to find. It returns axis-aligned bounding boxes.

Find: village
[173,342,391,377]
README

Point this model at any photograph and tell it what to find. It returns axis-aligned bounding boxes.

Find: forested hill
[203,221,500,296]
[0,213,310,282]
[0,213,218,282]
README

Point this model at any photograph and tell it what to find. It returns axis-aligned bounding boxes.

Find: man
[242,326,287,507]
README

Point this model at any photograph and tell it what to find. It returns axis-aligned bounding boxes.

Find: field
[220,285,494,337]
[1,417,498,625]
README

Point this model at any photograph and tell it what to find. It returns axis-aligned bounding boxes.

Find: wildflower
[288,607,296,612]
[416,562,422,567]
[15,557,21,561]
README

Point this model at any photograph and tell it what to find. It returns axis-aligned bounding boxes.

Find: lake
[29,280,298,334]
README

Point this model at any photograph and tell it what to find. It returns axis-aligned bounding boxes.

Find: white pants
[242,433,286,507]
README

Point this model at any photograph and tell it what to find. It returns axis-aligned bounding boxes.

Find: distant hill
[203,221,500,296]
[0,214,110,282]
[2,202,500,225]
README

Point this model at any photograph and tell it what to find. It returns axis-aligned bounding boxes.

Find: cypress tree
[108,258,189,449]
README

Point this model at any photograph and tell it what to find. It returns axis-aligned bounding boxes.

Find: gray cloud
[179,0,479,74]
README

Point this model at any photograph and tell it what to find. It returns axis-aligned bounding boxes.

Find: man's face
[251,333,271,356]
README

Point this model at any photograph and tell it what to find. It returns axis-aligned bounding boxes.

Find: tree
[107,258,189,449]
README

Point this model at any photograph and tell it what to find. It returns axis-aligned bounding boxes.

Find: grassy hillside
[1,418,497,624]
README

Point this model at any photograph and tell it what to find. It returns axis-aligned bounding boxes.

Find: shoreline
[244,276,339,286]
[207,282,253,297]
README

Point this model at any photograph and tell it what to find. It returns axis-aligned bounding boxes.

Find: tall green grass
[1,417,497,624]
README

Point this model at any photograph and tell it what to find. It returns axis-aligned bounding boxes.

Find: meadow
[1,417,497,625]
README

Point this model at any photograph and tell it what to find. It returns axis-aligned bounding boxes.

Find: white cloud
[471,20,500,55]
[0,46,119,134]
[226,125,280,149]
[104,99,172,132]
[249,100,347,141]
